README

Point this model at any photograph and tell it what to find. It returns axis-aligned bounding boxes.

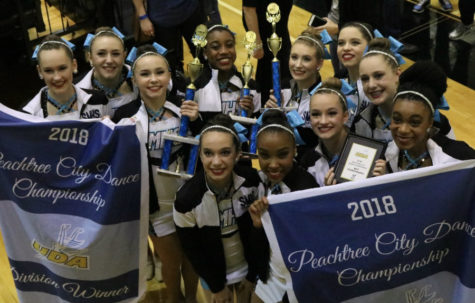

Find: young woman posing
[249,109,318,303]
[174,114,267,303]
[180,24,261,129]
[24,35,109,120]
[357,39,454,142]
[301,78,385,186]
[385,62,475,172]
[336,22,374,123]
[113,45,197,303]
[264,27,325,150]
[77,26,136,115]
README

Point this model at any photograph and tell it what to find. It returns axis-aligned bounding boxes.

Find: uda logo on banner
[262,160,475,303]
[0,105,148,303]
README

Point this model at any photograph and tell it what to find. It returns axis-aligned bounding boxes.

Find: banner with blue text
[262,160,475,303]
[0,104,148,303]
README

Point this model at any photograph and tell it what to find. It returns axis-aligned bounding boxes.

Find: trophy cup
[229,31,260,154]
[159,24,208,178]
[266,2,282,107]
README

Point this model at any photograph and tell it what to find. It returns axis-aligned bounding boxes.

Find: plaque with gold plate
[159,24,208,179]
[334,134,386,183]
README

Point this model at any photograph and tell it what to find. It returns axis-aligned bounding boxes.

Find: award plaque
[334,134,386,183]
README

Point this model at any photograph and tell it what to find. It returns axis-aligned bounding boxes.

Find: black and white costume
[353,104,455,143]
[76,65,138,116]
[385,134,475,173]
[255,164,318,303]
[191,65,261,122]
[346,79,371,127]
[113,97,184,236]
[23,84,110,120]
[173,165,268,293]
[280,79,320,149]
[300,140,345,187]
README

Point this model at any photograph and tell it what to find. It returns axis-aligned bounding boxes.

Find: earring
[74,69,78,74]
[38,74,43,80]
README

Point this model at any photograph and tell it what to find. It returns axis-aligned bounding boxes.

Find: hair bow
[372,29,406,65]
[32,38,76,60]
[319,29,333,59]
[233,122,249,143]
[126,42,168,65]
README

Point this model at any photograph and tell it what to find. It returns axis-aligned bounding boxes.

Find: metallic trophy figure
[228,31,260,155]
[266,2,283,107]
[159,24,208,179]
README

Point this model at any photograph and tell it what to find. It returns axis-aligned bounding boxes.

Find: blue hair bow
[233,122,249,143]
[83,27,125,50]
[255,109,306,145]
[320,29,333,60]
[309,80,357,116]
[372,29,406,65]
[126,42,168,65]
[32,38,76,60]
[434,95,450,122]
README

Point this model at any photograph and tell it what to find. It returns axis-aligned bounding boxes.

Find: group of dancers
[20,20,475,303]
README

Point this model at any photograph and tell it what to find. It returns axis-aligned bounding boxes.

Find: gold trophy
[159,24,207,178]
[187,24,208,91]
[266,3,282,61]
[266,3,283,106]
[231,31,257,122]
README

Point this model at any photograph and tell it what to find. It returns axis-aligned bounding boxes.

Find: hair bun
[367,37,391,52]
[399,60,447,98]
[320,77,342,91]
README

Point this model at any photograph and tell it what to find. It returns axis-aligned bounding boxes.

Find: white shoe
[449,23,473,40]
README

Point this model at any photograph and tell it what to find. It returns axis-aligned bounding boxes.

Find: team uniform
[385,133,475,173]
[76,65,138,116]
[353,104,455,143]
[279,79,320,149]
[113,97,184,236]
[346,79,371,127]
[23,84,110,120]
[254,164,318,303]
[173,165,268,293]
[300,140,351,187]
[189,64,261,124]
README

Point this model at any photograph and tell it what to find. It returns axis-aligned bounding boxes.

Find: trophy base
[259,106,298,113]
[156,168,194,180]
[162,133,199,145]
[229,114,257,125]
[241,152,259,159]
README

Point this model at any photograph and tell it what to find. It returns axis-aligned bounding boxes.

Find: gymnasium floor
[1,0,474,302]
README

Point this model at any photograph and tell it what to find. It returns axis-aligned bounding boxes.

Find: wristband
[138,14,148,20]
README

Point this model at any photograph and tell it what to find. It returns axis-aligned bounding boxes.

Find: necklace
[145,105,165,122]
[401,150,429,170]
[92,72,125,98]
[47,91,77,115]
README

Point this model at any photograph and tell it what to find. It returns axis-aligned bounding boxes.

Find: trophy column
[160,24,207,176]
[266,3,282,107]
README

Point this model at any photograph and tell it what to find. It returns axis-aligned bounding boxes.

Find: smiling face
[200,130,240,189]
[257,130,295,185]
[359,55,400,106]
[90,35,126,82]
[337,26,368,70]
[133,54,170,104]
[390,99,433,155]
[310,93,349,141]
[204,29,236,72]
[37,48,77,99]
[289,41,322,88]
